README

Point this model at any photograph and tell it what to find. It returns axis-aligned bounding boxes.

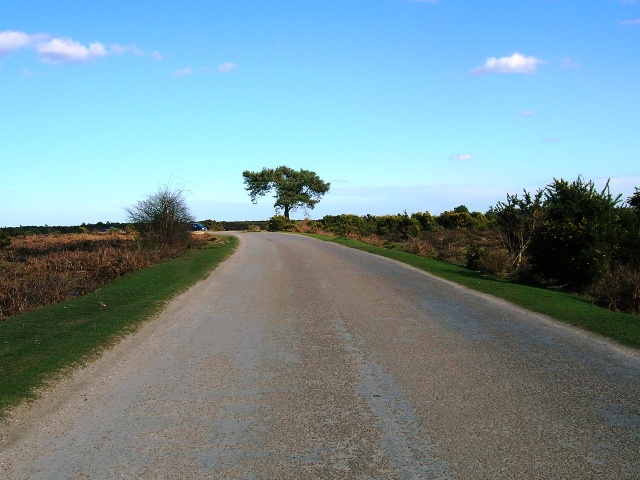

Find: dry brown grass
[0,233,205,320]
[589,263,640,314]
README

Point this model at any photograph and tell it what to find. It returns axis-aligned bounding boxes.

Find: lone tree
[126,183,194,247]
[242,166,330,219]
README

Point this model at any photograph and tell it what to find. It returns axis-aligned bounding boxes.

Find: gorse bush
[320,213,421,240]
[528,177,622,289]
[436,210,490,230]
[199,219,224,231]
[268,215,296,232]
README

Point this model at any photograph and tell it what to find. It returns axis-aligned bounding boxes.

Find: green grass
[0,237,238,413]
[308,234,640,350]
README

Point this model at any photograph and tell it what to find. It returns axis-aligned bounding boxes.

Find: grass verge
[308,234,640,350]
[0,236,238,413]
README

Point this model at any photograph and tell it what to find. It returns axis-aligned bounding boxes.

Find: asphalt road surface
[2,233,639,479]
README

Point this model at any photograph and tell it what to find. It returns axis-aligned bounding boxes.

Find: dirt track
[2,233,639,479]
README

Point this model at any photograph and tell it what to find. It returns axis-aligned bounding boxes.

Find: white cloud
[620,18,640,25]
[150,50,163,61]
[542,137,560,143]
[0,30,33,53]
[1,29,158,65]
[450,154,473,161]
[472,52,542,75]
[110,44,144,56]
[172,67,193,77]
[217,62,237,73]
[519,110,537,117]
[36,37,107,64]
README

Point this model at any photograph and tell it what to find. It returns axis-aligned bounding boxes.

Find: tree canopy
[242,166,330,219]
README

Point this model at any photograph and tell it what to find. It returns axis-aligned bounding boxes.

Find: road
[1,232,639,479]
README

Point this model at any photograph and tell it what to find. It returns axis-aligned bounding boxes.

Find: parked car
[189,223,208,232]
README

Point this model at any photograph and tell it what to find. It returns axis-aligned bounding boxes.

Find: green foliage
[411,211,441,232]
[465,242,483,270]
[125,184,194,248]
[242,165,330,219]
[320,213,420,239]
[374,213,421,239]
[528,177,622,290]
[321,214,375,237]
[436,210,489,230]
[199,219,224,231]
[0,232,10,248]
[628,188,640,210]
[268,215,295,232]
[453,204,469,213]
[493,189,544,270]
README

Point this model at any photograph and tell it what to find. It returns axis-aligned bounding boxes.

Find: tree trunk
[283,205,290,219]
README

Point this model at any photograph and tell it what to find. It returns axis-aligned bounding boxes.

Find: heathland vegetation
[0,184,220,321]
[273,176,640,317]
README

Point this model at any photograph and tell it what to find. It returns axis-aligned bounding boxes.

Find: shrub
[373,213,421,239]
[411,212,441,232]
[0,233,10,248]
[436,210,489,230]
[589,262,640,314]
[294,219,322,234]
[404,237,435,258]
[477,248,512,277]
[321,214,375,237]
[492,189,544,271]
[268,215,295,232]
[125,184,193,248]
[200,219,224,231]
[465,243,483,270]
[528,177,622,290]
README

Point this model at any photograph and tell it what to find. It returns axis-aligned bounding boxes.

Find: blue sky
[1,0,639,226]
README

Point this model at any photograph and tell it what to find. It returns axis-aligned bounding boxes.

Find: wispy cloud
[110,44,144,56]
[217,62,237,73]
[560,56,579,69]
[542,137,560,143]
[471,52,542,75]
[37,37,108,64]
[519,110,537,117]
[450,154,473,161]
[172,67,193,78]
[620,18,640,25]
[0,29,159,65]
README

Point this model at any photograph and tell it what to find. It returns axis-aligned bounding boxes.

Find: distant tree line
[0,222,129,237]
